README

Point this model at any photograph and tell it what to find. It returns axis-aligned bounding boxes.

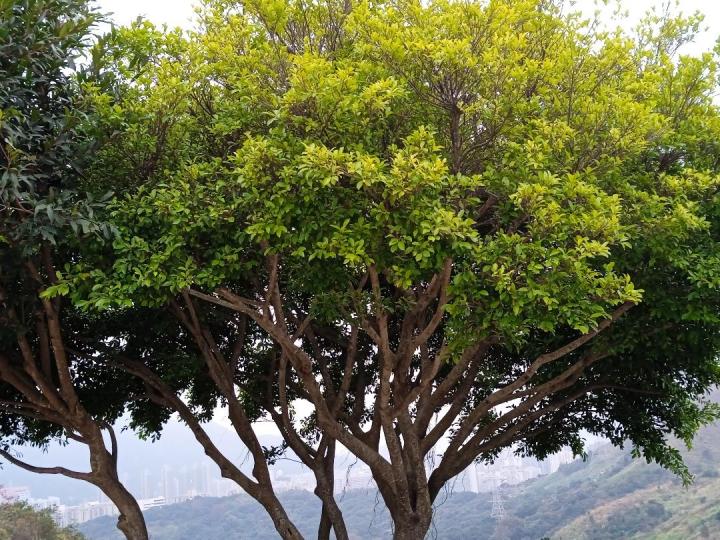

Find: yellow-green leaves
[281,54,407,149]
[510,171,626,245]
[58,0,720,354]
[234,127,476,286]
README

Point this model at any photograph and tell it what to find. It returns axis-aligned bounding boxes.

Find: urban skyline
[1,447,576,527]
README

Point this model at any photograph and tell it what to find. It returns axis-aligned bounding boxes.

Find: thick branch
[0,449,92,481]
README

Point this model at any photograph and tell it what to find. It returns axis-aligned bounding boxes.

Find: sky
[96,0,720,55]
[97,0,197,29]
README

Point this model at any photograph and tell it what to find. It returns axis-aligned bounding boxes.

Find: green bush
[0,503,85,540]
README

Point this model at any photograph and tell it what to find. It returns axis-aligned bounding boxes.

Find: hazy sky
[97,0,197,28]
[96,0,720,54]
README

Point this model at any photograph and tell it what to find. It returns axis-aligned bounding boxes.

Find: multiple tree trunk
[112,254,633,539]
[0,254,149,539]
[0,247,635,540]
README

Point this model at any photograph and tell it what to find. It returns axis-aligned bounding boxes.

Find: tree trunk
[388,496,433,540]
[84,427,149,540]
[374,462,433,540]
[318,507,332,540]
[97,477,148,540]
[315,493,348,540]
[259,491,305,540]
[115,499,148,540]
[314,440,348,540]
[393,516,432,540]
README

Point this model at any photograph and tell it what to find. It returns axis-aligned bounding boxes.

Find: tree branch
[0,449,93,481]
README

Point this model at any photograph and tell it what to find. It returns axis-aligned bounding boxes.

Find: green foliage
[0,0,113,250]
[0,502,85,540]
[0,0,211,459]
[68,1,714,333]
[40,0,720,493]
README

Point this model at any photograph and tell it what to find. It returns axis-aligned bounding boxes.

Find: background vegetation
[0,502,85,540]
[80,416,720,540]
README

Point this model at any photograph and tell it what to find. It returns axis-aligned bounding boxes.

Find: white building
[0,485,30,503]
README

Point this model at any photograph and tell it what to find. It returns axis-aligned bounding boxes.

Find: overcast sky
[96,0,720,55]
[97,0,197,29]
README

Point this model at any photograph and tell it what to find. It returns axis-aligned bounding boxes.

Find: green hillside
[485,415,720,540]
[539,424,720,540]
[81,422,720,540]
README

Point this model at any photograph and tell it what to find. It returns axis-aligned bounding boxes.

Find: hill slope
[81,489,496,540]
[81,422,720,540]
[543,423,720,540]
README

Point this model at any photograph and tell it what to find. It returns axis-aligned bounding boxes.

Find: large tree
[50,1,720,539]
[0,1,149,538]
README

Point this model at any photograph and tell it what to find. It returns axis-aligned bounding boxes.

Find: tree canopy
[3,0,720,539]
[0,1,149,538]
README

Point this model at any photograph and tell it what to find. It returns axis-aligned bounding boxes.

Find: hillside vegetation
[0,503,85,540]
[81,420,720,540]
[541,424,720,540]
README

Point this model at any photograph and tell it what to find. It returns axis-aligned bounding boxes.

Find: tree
[0,1,148,538]
[0,501,86,540]
[52,1,720,539]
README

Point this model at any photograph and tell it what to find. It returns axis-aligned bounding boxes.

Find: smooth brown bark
[114,355,304,540]
[0,256,148,540]
[95,468,148,540]
[185,252,636,539]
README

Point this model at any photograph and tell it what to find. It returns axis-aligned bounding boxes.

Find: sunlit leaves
[41,0,720,480]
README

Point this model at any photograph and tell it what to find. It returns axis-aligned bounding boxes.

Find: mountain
[487,391,720,540]
[533,424,720,540]
[80,489,496,540]
[80,420,720,540]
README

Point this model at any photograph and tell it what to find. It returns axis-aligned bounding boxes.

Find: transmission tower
[490,474,505,520]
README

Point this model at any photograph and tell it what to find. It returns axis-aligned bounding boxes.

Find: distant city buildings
[462,447,575,493]
[53,496,196,527]
[56,500,117,527]
[0,460,244,527]
[0,485,31,503]
[1,446,577,527]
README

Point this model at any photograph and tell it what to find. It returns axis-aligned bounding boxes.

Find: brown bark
[0,430,148,540]
[314,441,347,540]
[114,356,304,540]
[92,454,148,540]
[184,252,636,540]
[392,512,433,540]
[0,257,148,540]
[268,352,348,540]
